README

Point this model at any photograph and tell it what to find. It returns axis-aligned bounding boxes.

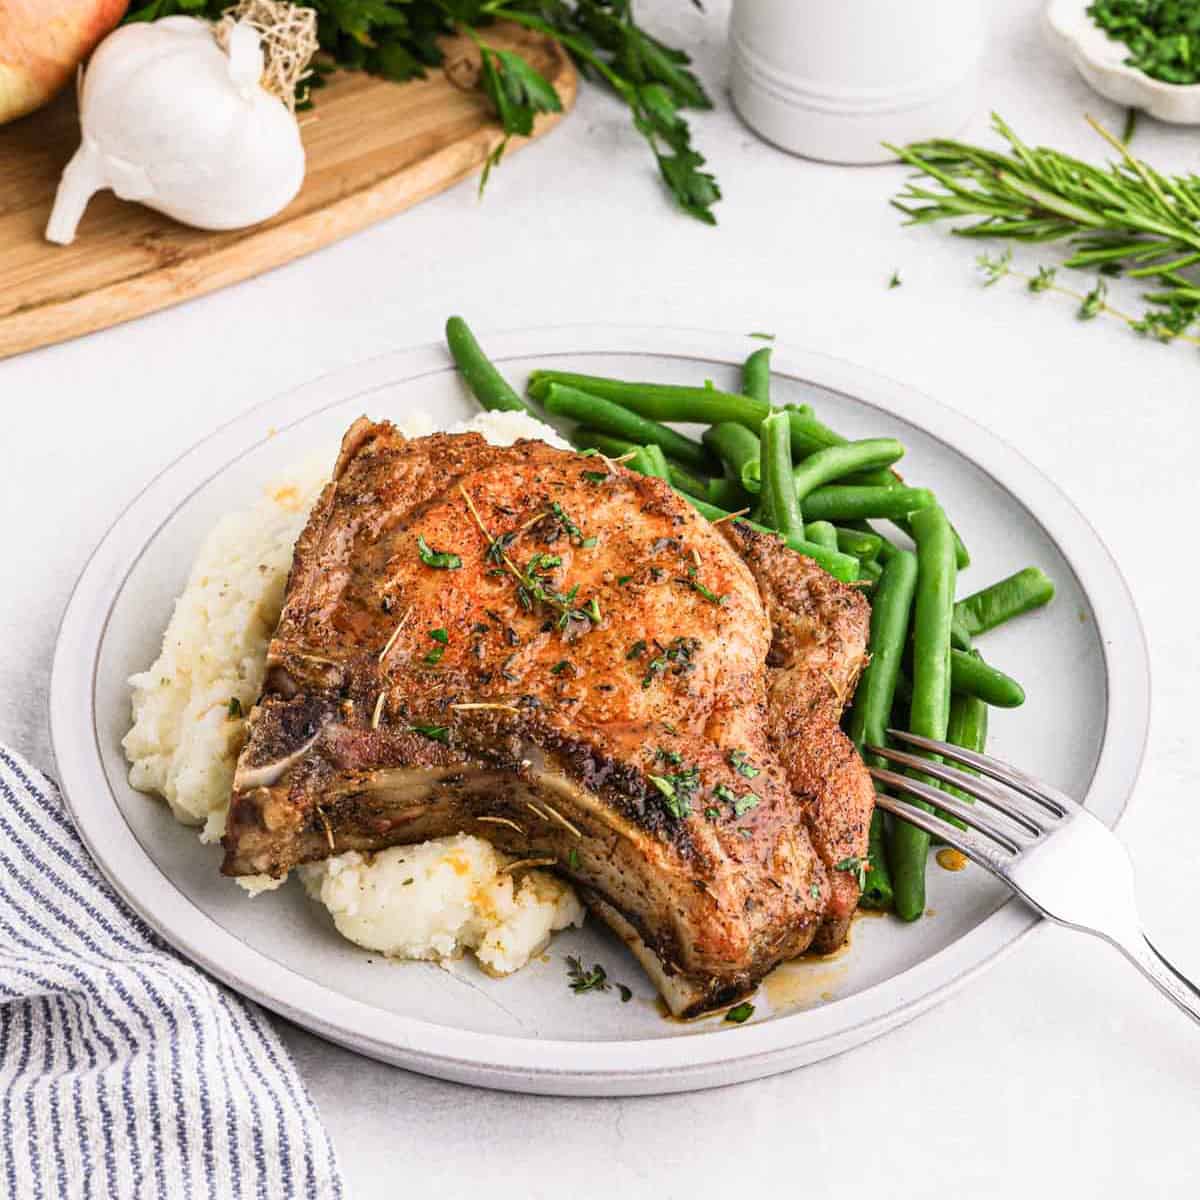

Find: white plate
[1045,0,1200,124]
[50,326,1149,1096]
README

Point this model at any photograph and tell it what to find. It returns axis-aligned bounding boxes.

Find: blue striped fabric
[0,746,345,1199]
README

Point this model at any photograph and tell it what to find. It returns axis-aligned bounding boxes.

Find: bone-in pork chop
[222,420,873,1015]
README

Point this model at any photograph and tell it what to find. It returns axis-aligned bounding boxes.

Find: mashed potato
[123,408,582,975]
[299,838,583,976]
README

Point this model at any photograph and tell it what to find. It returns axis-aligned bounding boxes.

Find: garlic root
[45,140,106,246]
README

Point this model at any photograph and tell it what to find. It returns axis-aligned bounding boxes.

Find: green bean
[742,347,772,405]
[804,522,839,552]
[528,371,767,429]
[892,514,971,570]
[849,551,919,762]
[684,497,860,582]
[636,444,672,482]
[702,423,761,491]
[833,526,882,563]
[744,436,904,496]
[950,615,973,651]
[954,567,1056,638]
[542,383,713,472]
[799,485,936,522]
[847,520,900,563]
[848,550,918,912]
[758,412,805,538]
[570,429,711,498]
[860,812,895,911]
[791,439,905,503]
[944,689,989,804]
[891,505,957,923]
[949,649,1025,708]
[445,316,529,414]
[624,447,659,479]
[859,558,884,585]
[707,476,753,512]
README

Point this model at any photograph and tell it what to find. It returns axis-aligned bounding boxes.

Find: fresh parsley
[407,723,450,743]
[226,697,242,718]
[566,956,609,994]
[728,749,760,779]
[124,0,719,223]
[733,792,760,817]
[725,1002,754,1024]
[417,534,462,570]
[648,764,700,820]
[684,567,725,605]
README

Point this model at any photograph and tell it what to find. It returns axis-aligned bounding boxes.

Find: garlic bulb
[46,16,305,245]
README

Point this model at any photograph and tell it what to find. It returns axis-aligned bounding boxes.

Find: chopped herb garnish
[685,567,725,605]
[648,764,700,820]
[566,956,609,994]
[583,471,608,484]
[584,597,601,622]
[713,782,735,804]
[581,536,599,548]
[835,856,869,890]
[656,746,683,766]
[550,660,572,676]
[705,806,720,820]
[423,645,446,665]
[567,847,580,871]
[428,628,449,644]
[888,270,902,289]
[809,881,822,899]
[626,639,647,660]
[737,827,752,839]
[640,636,699,688]
[227,697,242,718]
[725,1002,755,1024]
[417,534,462,570]
[733,793,760,817]
[728,750,760,779]
[617,574,634,586]
[748,331,775,341]
[617,984,633,1003]
[642,655,668,688]
[406,723,449,743]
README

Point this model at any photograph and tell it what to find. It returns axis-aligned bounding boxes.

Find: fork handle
[1118,934,1200,1027]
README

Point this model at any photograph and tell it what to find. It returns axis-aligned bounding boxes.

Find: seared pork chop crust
[223,421,872,1013]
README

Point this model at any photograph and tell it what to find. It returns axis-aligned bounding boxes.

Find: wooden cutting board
[0,24,575,360]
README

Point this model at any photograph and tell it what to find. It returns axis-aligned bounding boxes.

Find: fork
[866,730,1200,1026]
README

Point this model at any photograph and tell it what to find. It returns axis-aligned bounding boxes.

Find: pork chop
[222,420,873,1015]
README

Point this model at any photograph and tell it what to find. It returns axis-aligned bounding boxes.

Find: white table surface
[4,1,1199,1195]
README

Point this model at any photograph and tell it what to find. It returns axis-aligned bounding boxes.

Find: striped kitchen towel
[0,745,345,1200]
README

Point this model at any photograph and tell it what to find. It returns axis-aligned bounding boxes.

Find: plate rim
[49,324,1151,1094]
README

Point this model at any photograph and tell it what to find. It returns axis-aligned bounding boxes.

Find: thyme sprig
[891,113,1200,347]
[459,484,599,634]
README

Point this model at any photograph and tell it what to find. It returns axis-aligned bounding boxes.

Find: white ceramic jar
[729,0,985,164]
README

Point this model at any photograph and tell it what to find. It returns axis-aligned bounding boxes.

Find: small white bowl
[1045,0,1200,124]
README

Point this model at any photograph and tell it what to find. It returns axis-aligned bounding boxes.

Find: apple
[0,0,129,126]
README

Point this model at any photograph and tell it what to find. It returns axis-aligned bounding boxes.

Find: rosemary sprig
[891,113,1200,347]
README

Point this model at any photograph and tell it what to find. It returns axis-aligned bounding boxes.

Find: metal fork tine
[869,767,1025,854]
[886,729,1075,817]
[871,792,1013,876]
[866,744,1048,835]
